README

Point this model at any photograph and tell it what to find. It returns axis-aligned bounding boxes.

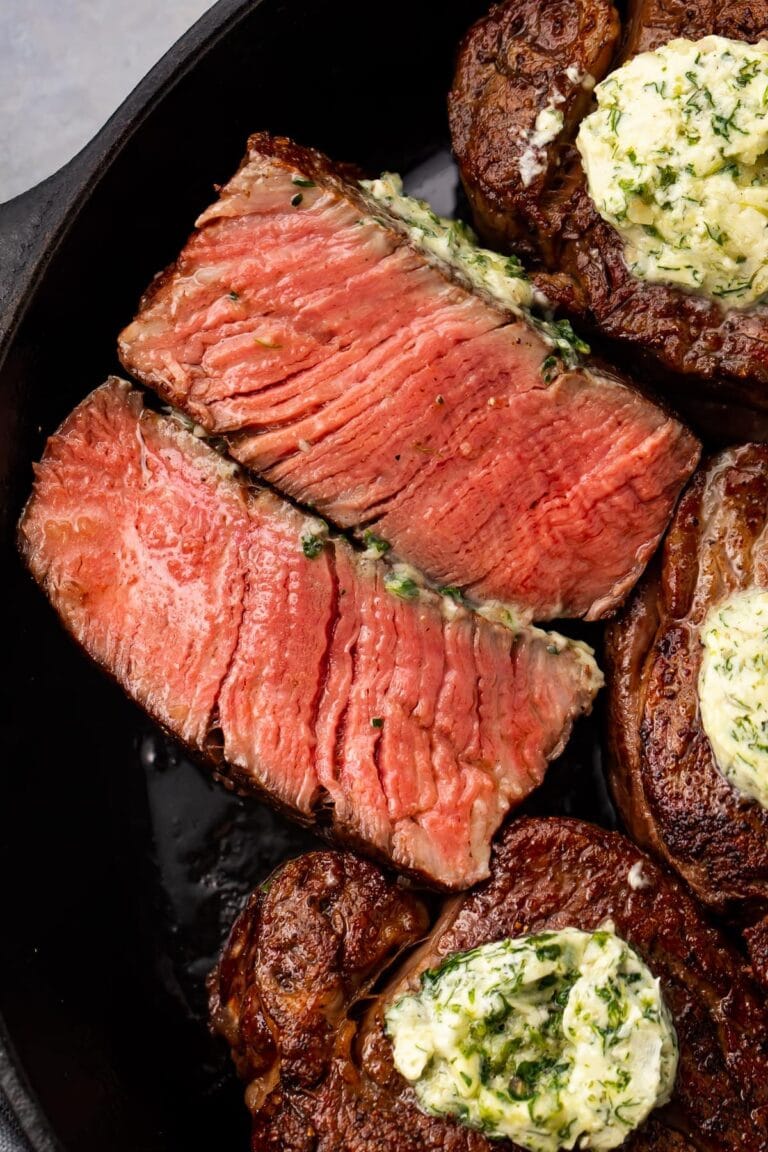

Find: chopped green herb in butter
[301,533,326,559]
[577,36,768,307]
[362,529,391,556]
[439,585,465,604]
[699,588,768,809]
[386,927,677,1152]
[384,567,420,601]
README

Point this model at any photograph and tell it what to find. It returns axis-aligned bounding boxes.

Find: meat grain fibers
[119,133,699,623]
[19,379,601,887]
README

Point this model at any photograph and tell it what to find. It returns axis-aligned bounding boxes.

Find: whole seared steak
[209,818,768,1151]
[450,0,768,431]
[606,447,768,987]
[118,132,698,622]
[19,379,601,889]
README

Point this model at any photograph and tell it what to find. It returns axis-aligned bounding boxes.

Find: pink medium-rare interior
[119,140,699,622]
[20,379,599,886]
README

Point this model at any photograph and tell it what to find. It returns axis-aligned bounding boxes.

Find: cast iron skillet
[0,2,615,1148]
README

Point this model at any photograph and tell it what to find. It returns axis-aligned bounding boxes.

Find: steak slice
[209,818,768,1151]
[606,446,768,985]
[450,0,768,424]
[118,132,699,623]
[19,378,601,889]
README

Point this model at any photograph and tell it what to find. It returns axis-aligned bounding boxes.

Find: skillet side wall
[0,1,491,1149]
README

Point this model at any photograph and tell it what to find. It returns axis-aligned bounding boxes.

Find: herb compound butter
[386,927,678,1152]
[699,588,768,808]
[577,36,768,307]
[360,174,589,367]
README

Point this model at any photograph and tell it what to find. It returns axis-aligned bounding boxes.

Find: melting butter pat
[360,173,535,313]
[386,926,678,1152]
[577,36,768,307]
[699,588,768,809]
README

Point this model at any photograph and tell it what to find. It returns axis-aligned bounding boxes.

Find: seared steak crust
[210,819,768,1151]
[606,446,768,982]
[623,0,768,57]
[450,0,768,417]
[449,0,620,265]
[119,131,699,622]
[208,852,429,1104]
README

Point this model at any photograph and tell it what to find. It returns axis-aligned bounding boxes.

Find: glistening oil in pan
[135,704,611,1052]
[138,726,319,1024]
[134,674,612,1065]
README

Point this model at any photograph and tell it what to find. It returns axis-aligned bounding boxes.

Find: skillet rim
[0,0,260,364]
[0,1,269,1146]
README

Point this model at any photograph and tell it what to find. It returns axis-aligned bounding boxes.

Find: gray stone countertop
[1,0,215,204]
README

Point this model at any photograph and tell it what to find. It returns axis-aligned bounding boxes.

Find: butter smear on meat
[386,927,678,1152]
[577,36,768,307]
[361,174,535,312]
[699,588,768,809]
[360,175,589,367]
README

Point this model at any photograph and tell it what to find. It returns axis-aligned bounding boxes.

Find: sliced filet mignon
[117,132,699,623]
[209,818,768,1151]
[449,1,768,429]
[606,446,768,986]
[18,378,601,888]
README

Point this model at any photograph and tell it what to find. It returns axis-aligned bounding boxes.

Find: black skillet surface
[0,2,616,1148]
